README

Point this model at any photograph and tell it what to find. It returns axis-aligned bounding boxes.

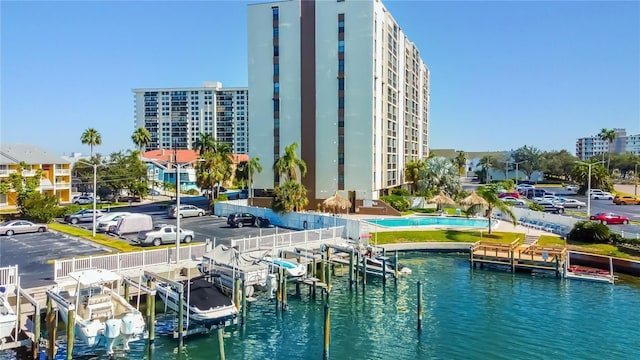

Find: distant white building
[575,128,640,160]
[133,82,249,153]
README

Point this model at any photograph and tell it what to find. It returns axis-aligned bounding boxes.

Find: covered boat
[198,244,269,297]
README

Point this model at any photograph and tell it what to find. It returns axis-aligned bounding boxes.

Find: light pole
[173,158,202,263]
[77,160,99,237]
[576,160,605,219]
[513,161,525,184]
[635,163,638,196]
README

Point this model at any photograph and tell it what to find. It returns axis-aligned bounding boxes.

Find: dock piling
[362,256,367,292]
[217,328,226,360]
[178,285,184,348]
[394,250,399,285]
[146,278,156,347]
[417,281,423,331]
[282,273,288,311]
[46,297,56,360]
[348,249,354,290]
[322,294,331,360]
[241,278,247,325]
[382,258,387,286]
[66,308,74,360]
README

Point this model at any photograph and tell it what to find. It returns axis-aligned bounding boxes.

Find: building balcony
[0,169,17,177]
[55,168,70,175]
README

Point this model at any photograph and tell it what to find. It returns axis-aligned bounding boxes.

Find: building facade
[133,82,249,154]
[248,0,430,205]
[0,144,72,207]
[575,128,640,160]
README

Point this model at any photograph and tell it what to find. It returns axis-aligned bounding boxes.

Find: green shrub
[57,204,83,217]
[528,203,544,212]
[567,221,610,244]
[21,193,59,223]
[380,195,410,212]
[185,189,200,195]
[391,188,410,197]
[413,208,437,214]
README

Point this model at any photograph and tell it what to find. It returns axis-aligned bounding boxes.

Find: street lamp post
[635,163,638,196]
[576,160,605,219]
[77,160,99,237]
[513,161,525,184]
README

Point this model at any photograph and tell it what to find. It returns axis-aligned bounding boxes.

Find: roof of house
[142,149,199,163]
[230,154,249,163]
[0,144,69,165]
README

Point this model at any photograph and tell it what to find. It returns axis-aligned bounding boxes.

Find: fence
[53,244,207,281]
[230,226,345,253]
[0,265,18,289]
[215,201,363,239]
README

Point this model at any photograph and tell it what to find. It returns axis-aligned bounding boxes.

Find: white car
[96,212,131,232]
[554,198,586,208]
[591,191,614,200]
[134,224,194,246]
[72,195,94,205]
[500,196,526,206]
[566,184,579,191]
[516,184,535,192]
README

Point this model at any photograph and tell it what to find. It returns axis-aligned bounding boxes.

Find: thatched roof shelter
[460,192,488,207]
[323,192,351,213]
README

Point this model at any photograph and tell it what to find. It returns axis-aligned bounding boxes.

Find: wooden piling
[382,258,387,286]
[241,278,247,325]
[322,294,331,360]
[124,281,130,301]
[355,252,360,284]
[178,286,184,348]
[282,272,288,311]
[46,297,56,360]
[394,250,399,284]
[312,279,317,300]
[362,257,367,292]
[146,279,155,346]
[320,254,326,284]
[33,302,41,360]
[348,249,354,289]
[66,308,74,360]
[234,278,242,311]
[325,258,332,293]
[417,281,423,331]
[217,328,226,360]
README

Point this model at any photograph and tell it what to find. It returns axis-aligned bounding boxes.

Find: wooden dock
[470,239,566,276]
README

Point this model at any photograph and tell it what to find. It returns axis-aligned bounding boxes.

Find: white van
[96,212,131,233]
[113,213,153,236]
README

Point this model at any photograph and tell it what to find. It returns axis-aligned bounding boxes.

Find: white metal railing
[231,226,345,253]
[0,265,19,287]
[0,169,17,176]
[21,170,36,177]
[53,244,207,281]
[55,168,70,175]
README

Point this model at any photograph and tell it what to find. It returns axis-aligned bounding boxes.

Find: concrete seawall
[381,242,473,252]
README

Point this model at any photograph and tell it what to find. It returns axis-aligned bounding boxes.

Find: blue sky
[1,0,638,157]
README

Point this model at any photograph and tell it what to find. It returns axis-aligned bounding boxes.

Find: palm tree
[195,142,233,199]
[598,128,616,171]
[131,127,152,152]
[571,161,612,193]
[194,133,216,155]
[247,157,263,201]
[273,142,307,183]
[455,151,467,177]
[417,156,462,197]
[80,128,102,157]
[273,181,309,213]
[404,159,425,194]
[467,185,517,234]
[478,155,495,184]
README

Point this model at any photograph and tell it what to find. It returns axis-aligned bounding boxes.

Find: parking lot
[0,231,106,287]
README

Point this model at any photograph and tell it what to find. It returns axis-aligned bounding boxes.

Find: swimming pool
[367,216,491,228]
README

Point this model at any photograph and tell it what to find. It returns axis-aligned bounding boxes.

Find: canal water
[3,253,640,359]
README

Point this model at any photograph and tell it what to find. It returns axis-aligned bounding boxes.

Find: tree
[511,145,543,178]
[131,127,152,152]
[80,128,102,157]
[21,192,59,223]
[598,128,616,171]
[3,162,44,215]
[273,142,307,183]
[477,155,495,183]
[195,143,233,199]
[273,181,309,213]
[467,184,517,234]
[571,162,612,193]
[540,150,578,181]
[247,157,263,200]
[404,159,425,194]
[417,156,462,197]
[455,151,467,177]
[194,133,216,155]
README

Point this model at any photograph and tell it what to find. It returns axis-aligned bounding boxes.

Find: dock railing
[53,244,207,281]
[231,226,345,253]
[0,265,19,289]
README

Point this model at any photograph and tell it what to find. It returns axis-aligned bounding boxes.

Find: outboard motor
[104,318,120,354]
[120,313,143,335]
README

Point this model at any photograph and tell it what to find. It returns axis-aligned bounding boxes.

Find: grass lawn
[48,223,183,253]
[372,230,523,245]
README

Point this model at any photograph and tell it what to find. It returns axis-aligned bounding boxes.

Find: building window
[338,20,344,33]
[273,27,279,38]
[274,46,279,57]
[339,59,344,71]
[338,97,344,109]
[338,40,345,53]
[274,64,279,76]
[338,78,344,90]
[273,99,280,112]
[274,82,280,94]
[272,7,279,21]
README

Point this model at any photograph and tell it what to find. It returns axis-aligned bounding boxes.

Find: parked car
[117,195,141,202]
[0,220,48,236]
[72,195,94,205]
[589,212,630,225]
[553,198,586,209]
[537,201,564,214]
[134,224,195,246]
[113,213,153,236]
[64,209,104,224]
[227,212,257,228]
[566,184,579,191]
[167,204,206,218]
[148,189,161,196]
[500,197,526,206]
[613,195,640,205]
[533,195,558,204]
[498,192,519,199]
[590,191,614,200]
[516,184,535,193]
[523,188,546,199]
[96,212,131,233]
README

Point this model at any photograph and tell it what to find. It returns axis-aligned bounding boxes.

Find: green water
[5,253,640,359]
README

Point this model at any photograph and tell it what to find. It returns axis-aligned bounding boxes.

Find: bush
[380,195,410,212]
[391,188,410,197]
[21,193,59,223]
[528,203,544,212]
[57,204,83,217]
[567,221,610,243]
[185,189,200,195]
[413,208,437,214]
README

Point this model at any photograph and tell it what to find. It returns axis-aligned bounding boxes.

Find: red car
[589,213,630,225]
[498,192,519,199]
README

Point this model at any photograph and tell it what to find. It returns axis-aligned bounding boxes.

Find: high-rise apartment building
[575,128,640,160]
[133,82,249,153]
[248,0,430,206]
